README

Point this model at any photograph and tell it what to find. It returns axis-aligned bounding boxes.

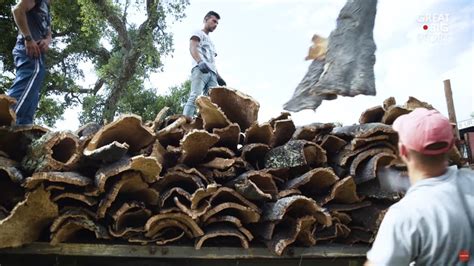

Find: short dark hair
[204,11,220,21]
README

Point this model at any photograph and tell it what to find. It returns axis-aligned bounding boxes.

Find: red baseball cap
[392,108,454,155]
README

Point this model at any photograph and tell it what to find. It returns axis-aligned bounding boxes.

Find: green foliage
[79,80,191,125]
[79,94,106,125]
[35,96,65,127]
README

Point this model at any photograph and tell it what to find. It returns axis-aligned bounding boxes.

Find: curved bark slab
[22,131,80,173]
[209,187,260,211]
[344,226,374,244]
[244,122,273,145]
[83,141,129,163]
[0,169,24,211]
[349,203,390,232]
[201,202,261,224]
[76,122,101,140]
[24,171,92,190]
[404,96,434,110]
[319,176,361,205]
[149,140,166,166]
[145,212,204,238]
[200,157,236,170]
[179,129,219,165]
[349,148,395,177]
[266,216,317,256]
[203,215,253,241]
[0,157,24,184]
[320,134,347,155]
[264,140,327,169]
[86,115,155,154]
[381,105,410,125]
[356,178,403,201]
[241,143,270,170]
[354,152,397,184]
[51,192,98,207]
[94,155,161,195]
[0,94,16,126]
[212,123,240,150]
[295,216,318,246]
[166,166,210,186]
[331,211,352,225]
[0,186,58,248]
[226,171,278,201]
[268,113,291,127]
[270,119,296,147]
[277,189,302,199]
[109,201,151,238]
[196,96,231,131]
[153,170,206,197]
[50,216,110,245]
[97,172,158,218]
[151,106,170,132]
[0,125,48,161]
[147,220,189,244]
[207,147,236,159]
[312,0,377,98]
[332,123,396,139]
[50,208,96,233]
[383,97,396,111]
[314,222,351,242]
[359,105,384,124]
[349,134,394,150]
[334,141,397,167]
[156,116,186,148]
[292,126,317,141]
[160,187,192,209]
[174,196,211,220]
[284,167,339,198]
[195,225,249,249]
[262,195,331,226]
[209,87,259,131]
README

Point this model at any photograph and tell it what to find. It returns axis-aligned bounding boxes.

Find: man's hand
[38,36,51,53]
[25,39,41,58]
[197,61,210,73]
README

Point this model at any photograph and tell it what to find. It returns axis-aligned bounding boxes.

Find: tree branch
[96,0,131,50]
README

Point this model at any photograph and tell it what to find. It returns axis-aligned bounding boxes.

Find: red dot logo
[459,250,470,262]
[423,25,429,30]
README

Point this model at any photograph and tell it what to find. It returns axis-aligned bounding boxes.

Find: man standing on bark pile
[183,11,225,117]
[7,0,52,125]
[366,108,474,265]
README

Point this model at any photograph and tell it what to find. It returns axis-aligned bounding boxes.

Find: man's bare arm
[189,36,202,62]
[12,0,40,57]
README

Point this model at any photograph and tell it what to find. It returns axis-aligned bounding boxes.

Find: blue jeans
[183,67,218,117]
[7,41,46,125]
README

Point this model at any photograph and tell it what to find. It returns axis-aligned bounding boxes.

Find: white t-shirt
[367,166,474,265]
[191,30,217,74]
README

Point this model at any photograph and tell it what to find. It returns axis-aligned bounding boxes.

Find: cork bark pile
[0,92,462,255]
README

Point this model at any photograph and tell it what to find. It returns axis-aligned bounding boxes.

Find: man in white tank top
[183,11,225,117]
[366,108,474,265]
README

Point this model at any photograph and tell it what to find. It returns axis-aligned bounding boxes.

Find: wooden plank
[0,242,369,259]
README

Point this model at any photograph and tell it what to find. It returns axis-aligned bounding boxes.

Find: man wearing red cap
[366,108,473,265]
